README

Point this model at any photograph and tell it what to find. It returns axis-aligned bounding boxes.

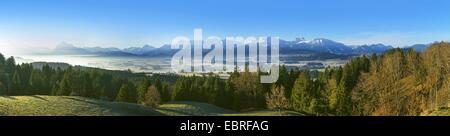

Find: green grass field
[0,95,303,116]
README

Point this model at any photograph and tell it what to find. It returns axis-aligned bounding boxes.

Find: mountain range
[48,38,430,57]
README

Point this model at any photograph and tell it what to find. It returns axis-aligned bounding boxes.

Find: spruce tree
[0,81,6,95]
[137,77,150,104]
[29,70,43,95]
[116,84,130,102]
[11,71,21,95]
[291,71,312,112]
[144,85,161,107]
[4,57,15,75]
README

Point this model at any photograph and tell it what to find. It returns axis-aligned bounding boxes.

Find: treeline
[352,42,450,115]
[1,42,449,115]
[284,42,450,115]
[0,54,175,107]
[0,55,147,103]
[164,57,368,114]
[170,72,271,111]
[167,42,450,115]
[0,52,377,115]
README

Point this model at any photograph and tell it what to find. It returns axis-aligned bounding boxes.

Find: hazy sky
[1,0,449,55]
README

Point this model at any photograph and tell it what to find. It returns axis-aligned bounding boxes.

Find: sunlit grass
[156,101,235,116]
[0,95,304,116]
[222,110,304,116]
[0,95,162,116]
[424,107,450,116]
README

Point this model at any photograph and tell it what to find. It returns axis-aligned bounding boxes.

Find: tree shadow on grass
[30,95,49,101]
[155,108,199,116]
[63,96,165,116]
[63,97,101,105]
[0,96,17,100]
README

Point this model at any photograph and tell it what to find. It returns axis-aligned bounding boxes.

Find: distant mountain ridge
[49,38,430,57]
[281,38,354,54]
[280,38,394,54]
[408,44,431,52]
[123,45,156,55]
[352,44,394,54]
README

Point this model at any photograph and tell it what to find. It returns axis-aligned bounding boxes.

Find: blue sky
[0,0,449,53]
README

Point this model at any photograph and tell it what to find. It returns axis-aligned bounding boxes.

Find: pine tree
[137,77,150,104]
[41,64,53,92]
[155,78,163,94]
[115,83,137,103]
[291,71,312,112]
[80,72,93,97]
[56,71,72,96]
[99,74,114,100]
[0,53,5,75]
[172,77,189,101]
[19,63,33,91]
[0,81,6,95]
[0,53,5,66]
[10,71,21,95]
[266,85,291,110]
[326,78,339,112]
[4,57,15,75]
[161,83,171,102]
[29,70,44,95]
[144,85,161,107]
[116,84,130,102]
[309,99,319,115]
[212,79,225,106]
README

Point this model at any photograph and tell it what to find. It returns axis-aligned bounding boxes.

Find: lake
[14,55,348,73]
[15,55,173,73]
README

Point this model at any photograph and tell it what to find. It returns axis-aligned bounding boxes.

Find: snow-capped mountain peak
[295,37,307,43]
[55,42,77,50]
[310,38,337,45]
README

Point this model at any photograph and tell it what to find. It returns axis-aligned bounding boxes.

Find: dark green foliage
[291,71,313,113]
[160,83,172,102]
[136,77,151,104]
[0,81,6,95]
[276,66,297,98]
[0,53,5,66]
[10,71,22,95]
[170,71,269,111]
[0,55,144,104]
[1,43,449,116]
[171,75,233,109]
[115,82,137,103]
[5,57,16,76]
[29,69,44,94]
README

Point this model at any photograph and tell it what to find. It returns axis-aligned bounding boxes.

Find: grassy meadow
[0,95,303,116]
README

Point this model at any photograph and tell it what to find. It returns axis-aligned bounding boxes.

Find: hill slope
[0,96,163,116]
[0,96,303,116]
[424,108,450,116]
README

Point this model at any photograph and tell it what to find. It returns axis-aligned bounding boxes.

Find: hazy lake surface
[14,55,348,73]
[15,55,173,73]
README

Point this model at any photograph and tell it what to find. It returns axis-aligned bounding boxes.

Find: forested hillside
[0,42,449,116]
[352,42,450,115]
[166,42,450,115]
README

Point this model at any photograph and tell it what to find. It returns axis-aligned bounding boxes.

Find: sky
[0,0,449,55]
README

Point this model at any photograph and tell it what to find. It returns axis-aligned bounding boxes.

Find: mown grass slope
[156,101,235,116]
[0,95,163,116]
[0,95,303,116]
[222,110,305,116]
[424,107,450,116]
